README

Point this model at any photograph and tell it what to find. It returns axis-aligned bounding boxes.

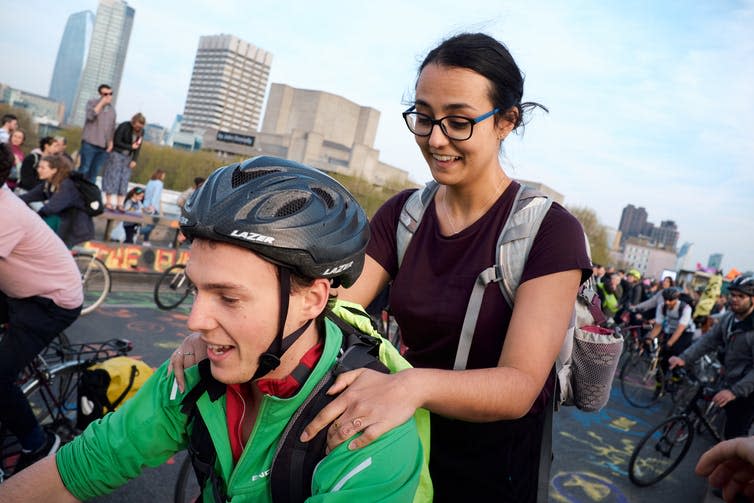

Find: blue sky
[2,0,753,273]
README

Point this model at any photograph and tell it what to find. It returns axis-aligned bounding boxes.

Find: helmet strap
[251,267,313,380]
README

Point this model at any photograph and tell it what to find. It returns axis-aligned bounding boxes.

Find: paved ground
[60,281,722,502]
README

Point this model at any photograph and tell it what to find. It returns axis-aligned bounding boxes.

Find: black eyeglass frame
[402,105,500,141]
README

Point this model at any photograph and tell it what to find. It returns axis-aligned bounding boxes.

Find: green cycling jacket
[56,317,424,502]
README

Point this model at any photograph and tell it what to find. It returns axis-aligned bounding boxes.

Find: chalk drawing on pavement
[551,471,629,503]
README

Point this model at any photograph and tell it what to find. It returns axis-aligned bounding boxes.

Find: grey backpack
[396,181,622,412]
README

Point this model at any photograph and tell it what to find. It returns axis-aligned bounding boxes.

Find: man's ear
[300,278,331,319]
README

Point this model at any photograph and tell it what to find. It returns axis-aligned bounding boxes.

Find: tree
[567,205,610,266]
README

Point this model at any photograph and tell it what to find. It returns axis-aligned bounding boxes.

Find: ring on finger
[183,351,194,357]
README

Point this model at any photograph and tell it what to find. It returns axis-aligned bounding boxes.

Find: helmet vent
[232,168,281,188]
[274,197,309,217]
[312,187,335,208]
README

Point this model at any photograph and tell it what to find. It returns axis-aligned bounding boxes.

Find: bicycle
[72,248,111,315]
[0,331,132,481]
[619,332,696,408]
[627,368,724,486]
[154,264,194,311]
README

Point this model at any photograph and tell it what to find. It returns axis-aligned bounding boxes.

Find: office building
[618,204,648,243]
[708,253,723,271]
[651,220,679,250]
[182,34,272,134]
[1,83,65,127]
[195,83,410,187]
[49,10,94,124]
[69,0,135,126]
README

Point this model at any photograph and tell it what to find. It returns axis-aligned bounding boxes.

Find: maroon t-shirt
[368,181,592,500]
[369,180,592,373]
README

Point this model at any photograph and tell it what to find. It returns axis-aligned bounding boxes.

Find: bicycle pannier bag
[76,356,153,429]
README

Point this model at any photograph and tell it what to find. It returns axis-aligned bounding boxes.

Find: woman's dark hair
[150,169,166,180]
[40,136,56,150]
[41,154,73,190]
[418,33,547,131]
[126,186,144,200]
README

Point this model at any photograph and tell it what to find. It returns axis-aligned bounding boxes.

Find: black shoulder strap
[269,314,388,502]
[182,359,228,503]
[105,364,138,412]
[185,321,387,503]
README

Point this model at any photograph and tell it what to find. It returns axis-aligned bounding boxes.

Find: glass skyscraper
[69,0,135,127]
[49,10,94,124]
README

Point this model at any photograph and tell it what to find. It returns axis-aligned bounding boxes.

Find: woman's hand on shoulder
[167,332,207,392]
[301,368,421,451]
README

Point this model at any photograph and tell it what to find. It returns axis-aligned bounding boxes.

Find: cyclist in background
[647,286,696,365]
[0,143,83,472]
[670,276,754,439]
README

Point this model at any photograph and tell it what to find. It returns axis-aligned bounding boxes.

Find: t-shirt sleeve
[519,202,593,285]
[366,189,416,278]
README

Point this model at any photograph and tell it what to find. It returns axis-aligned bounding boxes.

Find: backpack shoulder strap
[452,184,553,370]
[181,359,228,503]
[396,181,439,267]
[270,313,387,502]
[497,185,553,307]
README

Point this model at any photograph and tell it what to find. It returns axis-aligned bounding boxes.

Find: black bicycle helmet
[181,156,369,288]
[181,156,370,380]
[662,286,682,301]
[729,276,754,296]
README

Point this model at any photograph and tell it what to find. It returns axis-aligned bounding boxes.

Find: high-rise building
[181,34,272,134]
[651,220,679,250]
[618,204,648,241]
[69,0,135,127]
[49,10,94,124]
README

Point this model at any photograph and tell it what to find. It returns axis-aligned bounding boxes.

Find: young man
[0,143,83,473]
[671,276,754,439]
[0,156,423,502]
[78,84,116,182]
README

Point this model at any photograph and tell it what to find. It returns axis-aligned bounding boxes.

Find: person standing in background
[78,84,116,183]
[101,113,145,211]
[139,169,165,246]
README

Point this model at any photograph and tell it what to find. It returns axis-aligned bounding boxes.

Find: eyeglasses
[101,92,113,96]
[402,106,499,141]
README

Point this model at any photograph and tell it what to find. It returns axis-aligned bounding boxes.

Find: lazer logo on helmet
[322,261,353,276]
[229,230,275,244]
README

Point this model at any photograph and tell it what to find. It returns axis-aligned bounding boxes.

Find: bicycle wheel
[629,415,694,486]
[22,333,80,441]
[174,455,201,503]
[620,353,664,408]
[75,255,111,315]
[154,265,192,310]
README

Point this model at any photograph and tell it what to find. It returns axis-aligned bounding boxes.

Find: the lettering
[229,230,275,244]
[322,261,353,276]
